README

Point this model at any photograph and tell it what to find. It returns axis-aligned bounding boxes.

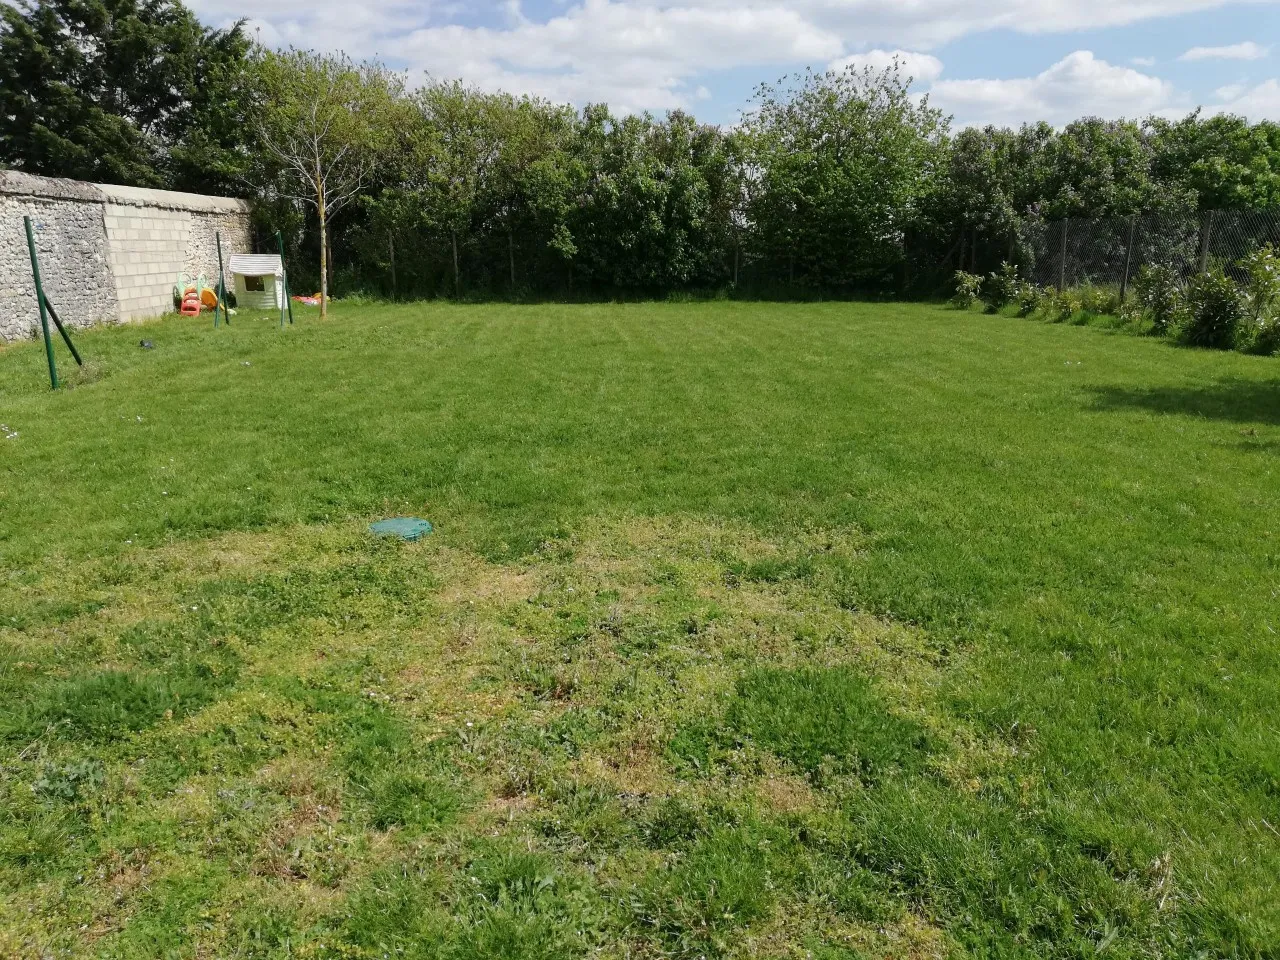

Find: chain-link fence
[1018,210,1280,293]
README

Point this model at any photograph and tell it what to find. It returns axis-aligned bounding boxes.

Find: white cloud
[190,0,1278,116]
[926,51,1176,127]
[387,2,843,113]
[827,49,944,84]
[1206,79,1280,118]
[1180,41,1270,61]
[1131,56,1156,66]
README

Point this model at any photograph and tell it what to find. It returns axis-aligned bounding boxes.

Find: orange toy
[180,287,201,316]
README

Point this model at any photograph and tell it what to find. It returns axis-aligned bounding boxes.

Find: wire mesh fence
[1019,210,1280,293]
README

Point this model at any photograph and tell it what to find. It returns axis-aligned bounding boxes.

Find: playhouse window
[244,275,265,292]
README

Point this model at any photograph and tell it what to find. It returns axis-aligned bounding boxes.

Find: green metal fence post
[276,231,294,326]
[215,231,230,327]
[24,216,58,389]
[42,296,82,366]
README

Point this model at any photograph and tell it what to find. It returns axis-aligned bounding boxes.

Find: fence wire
[1019,210,1280,291]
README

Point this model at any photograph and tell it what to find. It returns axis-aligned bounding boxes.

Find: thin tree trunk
[318,182,328,320]
[509,228,516,291]
[451,227,460,299]
[326,229,334,298]
[1120,216,1136,302]
[1059,219,1069,290]
[1198,210,1215,273]
[389,231,397,300]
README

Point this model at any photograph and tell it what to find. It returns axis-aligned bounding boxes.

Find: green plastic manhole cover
[369,517,434,541]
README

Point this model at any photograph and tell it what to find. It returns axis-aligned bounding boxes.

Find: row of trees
[3,0,1280,308]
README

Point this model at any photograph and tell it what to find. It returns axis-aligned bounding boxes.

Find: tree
[252,47,399,316]
[741,61,949,290]
[0,0,252,191]
[413,82,509,298]
[1038,118,1164,218]
[1149,111,1280,211]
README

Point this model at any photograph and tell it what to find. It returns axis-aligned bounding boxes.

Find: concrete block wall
[0,172,252,341]
[104,205,192,322]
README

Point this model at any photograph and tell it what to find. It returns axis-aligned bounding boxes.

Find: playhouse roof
[228,254,282,277]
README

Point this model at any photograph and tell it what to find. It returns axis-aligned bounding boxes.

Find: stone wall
[0,174,118,343]
[0,172,252,341]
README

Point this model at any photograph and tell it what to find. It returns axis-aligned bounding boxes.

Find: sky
[190,0,1280,126]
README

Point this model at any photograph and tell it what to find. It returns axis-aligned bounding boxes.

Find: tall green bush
[1178,267,1244,349]
[950,272,982,309]
[983,263,1019,312]
[1129,265,1184,336]
[1238,245,1280,354]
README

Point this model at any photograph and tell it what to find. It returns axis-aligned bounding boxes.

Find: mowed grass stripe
[1,301,1277,955]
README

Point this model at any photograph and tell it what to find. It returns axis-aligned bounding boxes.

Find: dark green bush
[951,271,982,309]
[1078,283,1121,316]
[1130,264,1184,336]
[1179,267,1244,349]
[1048,287,1083,322]
[983,263,1019,312]
[1015,281,1041,317]
[1239,245,1280,354]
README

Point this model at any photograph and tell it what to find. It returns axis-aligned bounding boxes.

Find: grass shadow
[1088,377,1280,426]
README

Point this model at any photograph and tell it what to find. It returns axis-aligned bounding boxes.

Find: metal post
[42,296,82,366]
[1058,219,1069,290]
[276,231,294,326]
[1120,216,1137,303]
[215,231,230,327]
[389,231,397,300]
[24,216,58,389]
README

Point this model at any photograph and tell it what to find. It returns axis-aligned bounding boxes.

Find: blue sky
[191,0,1280,125]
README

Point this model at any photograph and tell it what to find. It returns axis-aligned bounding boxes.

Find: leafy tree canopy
[0,0,252,192]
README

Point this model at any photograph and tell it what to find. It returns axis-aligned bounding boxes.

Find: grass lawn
[1,300,1277,959]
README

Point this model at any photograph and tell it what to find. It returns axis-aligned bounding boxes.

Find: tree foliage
[742,63,948,290]
[3,0,1280,300]
[0,0,252,192]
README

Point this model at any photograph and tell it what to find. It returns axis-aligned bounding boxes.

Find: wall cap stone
[0,170,102,203]
[0,171,250,214]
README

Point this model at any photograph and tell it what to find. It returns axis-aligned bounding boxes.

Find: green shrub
[950,271,982,310]
[1240,244,1280,321]
[1244,321,1280,356]
[1178,267,1244,349]
[1238,245,1280,354]
[1015,281,1041,317]
[1078,282,1121,317]
[1048,287,1082,323]
[1130,264,1183,336]
[983,263,1019,313]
